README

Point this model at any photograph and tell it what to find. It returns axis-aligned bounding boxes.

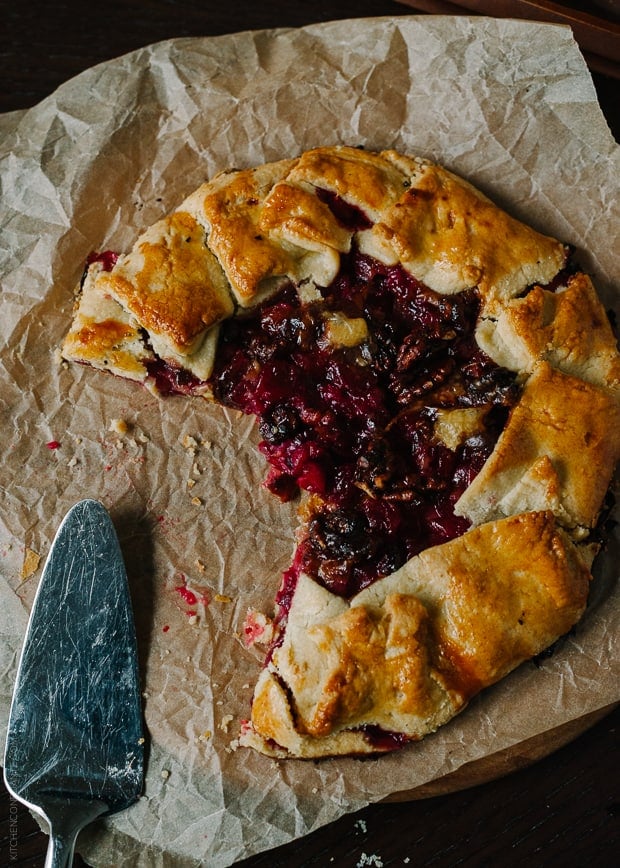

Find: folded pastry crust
[243,511,591,758]
[454,361,620,532]
[61,146,620,760]
[63,146,568,384]
[476,272,620,394]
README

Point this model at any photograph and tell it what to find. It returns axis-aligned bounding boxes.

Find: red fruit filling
[86,250,119,272]
[210,248,520,602]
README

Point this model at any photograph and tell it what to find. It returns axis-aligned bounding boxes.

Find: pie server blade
[3,499,144,867]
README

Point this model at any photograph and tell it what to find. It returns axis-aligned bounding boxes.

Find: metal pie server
[3,499,144,867]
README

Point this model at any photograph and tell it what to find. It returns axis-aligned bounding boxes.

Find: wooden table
[1,2,619,865]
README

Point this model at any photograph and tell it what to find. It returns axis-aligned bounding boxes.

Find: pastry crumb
[182,434,199,450]
[191,496,202,506]
[354,819,367,833]
[187,614,199,626]
[215,593,233,603]
[242,609,275,647]
[160,769,170,780]
[21,548,41,579]
[195,559,206,572]
[109,417,129,436]
[219,714,234,733]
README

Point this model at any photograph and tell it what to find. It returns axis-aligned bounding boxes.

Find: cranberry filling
[315,187,373,231]
[145,358,205,397]
[210,249,519,601]
[86,250,119,272]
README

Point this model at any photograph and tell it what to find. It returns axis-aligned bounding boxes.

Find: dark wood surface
[1,2,619,865]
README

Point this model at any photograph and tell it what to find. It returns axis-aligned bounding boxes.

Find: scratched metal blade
[4,499,144,814]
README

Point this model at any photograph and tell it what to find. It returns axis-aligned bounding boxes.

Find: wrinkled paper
[1,15,619,867]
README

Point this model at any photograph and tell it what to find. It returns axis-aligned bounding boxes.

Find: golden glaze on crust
[244,512,591,758]
[63,146,571,384]
[357,158,567,310]
[287,147,414,220]
[476,272,620,394]
[454,361,620,531]
[61,262,154,381]
[187,159,298,304]
[98,211,234,355]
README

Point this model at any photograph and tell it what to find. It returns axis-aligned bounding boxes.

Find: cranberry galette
[62,146,620,758]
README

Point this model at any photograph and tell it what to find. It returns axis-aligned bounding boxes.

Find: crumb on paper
[21,548,40,579]
[354,819,367,834]
[195,559,206,572]
[161,769,170,780]
[67,456,78,468]
[182,434,199,450]
[198,730,212,742]
[137,737,145,745]
[215,593,233,604]
[242,609,275,647]
[187,478,196,489]
[220,714,234,733]
[188,614,199,626]
[191,495,202,506]
[109,417,129,436]
[192,461,202,477]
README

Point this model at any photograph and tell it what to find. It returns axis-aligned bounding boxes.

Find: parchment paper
[1,15,618,867]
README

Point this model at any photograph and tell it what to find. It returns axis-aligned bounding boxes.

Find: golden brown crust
[244,512,591,758]
[61,262,154,381]
[98,211,234,355]
[288,146,412,219]
[357,159,567,310]
[476,272,620,394]
[455,361,620,531]
[189,159,297,304]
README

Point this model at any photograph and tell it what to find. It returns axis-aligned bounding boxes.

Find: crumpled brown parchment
[0,15,618,867]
